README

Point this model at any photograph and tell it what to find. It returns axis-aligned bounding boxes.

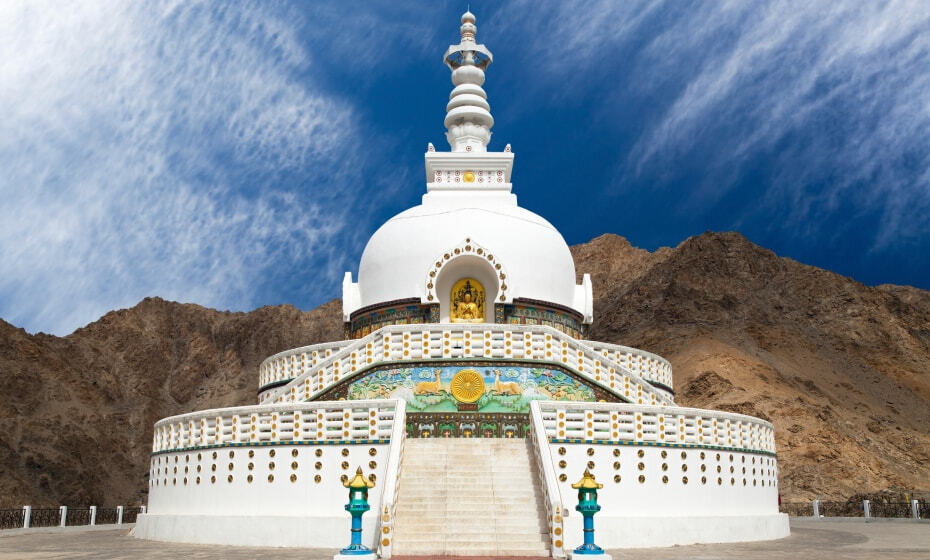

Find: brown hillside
[0,298,342,508]
[573,232,930,501]
[1,231,928,507]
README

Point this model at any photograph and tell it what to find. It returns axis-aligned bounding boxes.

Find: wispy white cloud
[496,0,930,251]
[0,1,358,334]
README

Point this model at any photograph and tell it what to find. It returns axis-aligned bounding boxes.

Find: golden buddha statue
[450,278,485,323]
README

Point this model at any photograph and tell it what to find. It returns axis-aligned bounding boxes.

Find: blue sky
[2,1,929,335]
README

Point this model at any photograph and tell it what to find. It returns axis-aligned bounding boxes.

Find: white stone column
[116,505,124,525]
[862,499,871,518]
[89,506,97,525]
[812,499,820,518]
[912,499,920,519]
[22,506,31,529]
[59,506,67,527]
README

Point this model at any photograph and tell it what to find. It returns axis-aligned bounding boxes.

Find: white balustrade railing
[580,340,673,392]
[258,341,352,391]
[376,400,407,559]
[263,324,675,408]
[151,400,403,454]
[529,401,568,558]
[534,401,775,454]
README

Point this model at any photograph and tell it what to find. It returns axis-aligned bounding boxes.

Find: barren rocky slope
[573,232,930,501]
[1,231,928,507]
[0,299,342,508]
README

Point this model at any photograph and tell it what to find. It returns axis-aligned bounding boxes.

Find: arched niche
[435,254,499,323]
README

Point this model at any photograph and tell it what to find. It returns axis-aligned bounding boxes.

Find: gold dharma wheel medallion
[450,369,485,403]
[463,171,475,183]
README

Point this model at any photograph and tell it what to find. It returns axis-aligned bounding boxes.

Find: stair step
[393,439,549,556]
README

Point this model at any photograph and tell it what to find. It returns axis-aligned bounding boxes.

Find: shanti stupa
[136,12,789,556]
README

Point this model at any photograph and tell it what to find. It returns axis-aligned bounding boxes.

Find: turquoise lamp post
[571,469,608,557]
[335,467,376,560]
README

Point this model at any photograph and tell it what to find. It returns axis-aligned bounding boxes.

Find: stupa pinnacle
[443,10,494,152]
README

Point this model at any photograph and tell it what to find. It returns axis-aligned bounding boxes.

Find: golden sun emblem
[462,170,475,182]
[450,369,486,403]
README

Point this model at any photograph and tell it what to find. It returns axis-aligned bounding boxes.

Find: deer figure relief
[493,370,522,396]
[414,369,443,395]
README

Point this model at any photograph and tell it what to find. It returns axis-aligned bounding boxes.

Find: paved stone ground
[0,519,928,559]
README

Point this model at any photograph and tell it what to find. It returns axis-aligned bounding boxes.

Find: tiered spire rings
[443,11,494,153]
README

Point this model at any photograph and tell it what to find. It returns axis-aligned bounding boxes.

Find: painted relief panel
[346,365,595,413]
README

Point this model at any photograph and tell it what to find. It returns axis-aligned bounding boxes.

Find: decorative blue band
[548,437,777,457]
[151,438,391,457]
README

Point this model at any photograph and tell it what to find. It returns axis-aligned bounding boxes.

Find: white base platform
[136,512,788,550]
[134,513,378,549]
[563,513,790,549]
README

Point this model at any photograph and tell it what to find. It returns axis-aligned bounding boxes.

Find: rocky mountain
[572,232,930,501]
[1,231,928,507]
[0,299,342,508]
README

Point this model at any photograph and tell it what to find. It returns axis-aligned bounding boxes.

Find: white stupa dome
[354,195,580,315]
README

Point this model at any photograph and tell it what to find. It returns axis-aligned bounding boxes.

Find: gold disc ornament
[450,369,486,403]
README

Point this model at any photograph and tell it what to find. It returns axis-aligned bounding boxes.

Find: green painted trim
[151,438,390,457]
[263,357,634,404]
[256,379,290,393]
[649,380,674,394]
[548,437,777,458]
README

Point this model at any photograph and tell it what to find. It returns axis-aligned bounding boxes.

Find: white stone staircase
[392,438,550,556]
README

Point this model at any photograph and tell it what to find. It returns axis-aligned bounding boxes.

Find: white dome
[359,198,574,307]
[343,188,591,323]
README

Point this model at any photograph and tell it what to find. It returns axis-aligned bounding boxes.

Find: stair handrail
[376,399,406,559]
[530,399,568,558]
[579,339,674,391]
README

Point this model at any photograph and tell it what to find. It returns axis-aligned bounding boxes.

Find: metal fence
[122,507,142,524]
[0,509,25,530]
[868,501,914,518]
[780,502,813,516]
[66,508,91,526]
[29,508,63,527]
[818,501,864,517]
[95,507,118,525]
[0,506,145,530]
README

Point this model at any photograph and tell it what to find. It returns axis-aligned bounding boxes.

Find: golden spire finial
[571,469,603,489]
[344,467,375,489]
